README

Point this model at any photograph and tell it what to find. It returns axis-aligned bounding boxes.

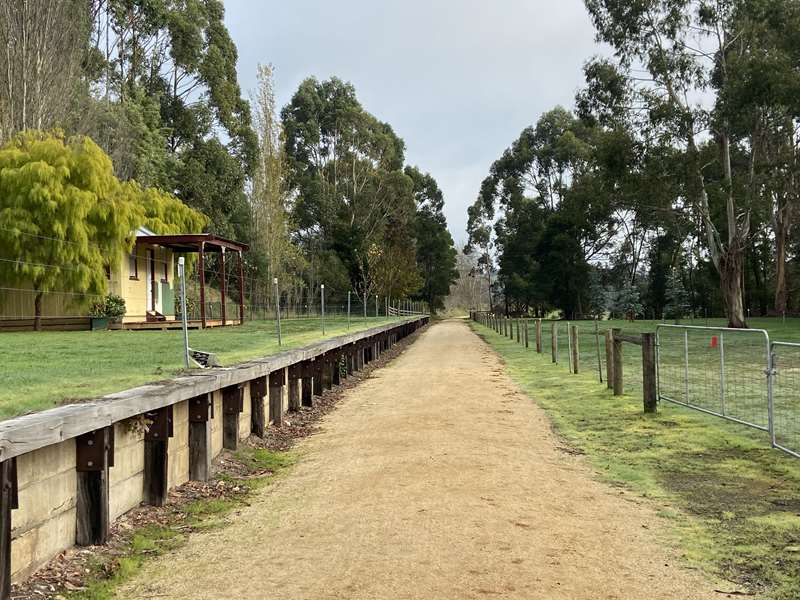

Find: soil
[115,319,729,599]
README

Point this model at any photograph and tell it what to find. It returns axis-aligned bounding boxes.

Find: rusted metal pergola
[135,233,249,328]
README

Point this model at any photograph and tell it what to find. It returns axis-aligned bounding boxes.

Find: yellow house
[0,228,249,330]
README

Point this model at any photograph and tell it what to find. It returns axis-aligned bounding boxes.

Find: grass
[0,316,397,419]
[68,447,295,600]
[472,319,800,600]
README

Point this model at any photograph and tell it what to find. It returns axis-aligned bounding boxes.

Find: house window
[129,253,138,280]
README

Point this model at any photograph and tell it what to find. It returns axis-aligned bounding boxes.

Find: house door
[147,249,156,312]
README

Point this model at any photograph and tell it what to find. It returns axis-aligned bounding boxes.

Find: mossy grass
[472,320,800,600]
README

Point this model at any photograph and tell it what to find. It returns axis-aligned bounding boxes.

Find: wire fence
[471,312,800,460]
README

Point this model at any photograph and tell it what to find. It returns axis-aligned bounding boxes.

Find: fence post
[642,332,657,413]
[551,323,558,363]
[536,319,542,353]
[605,330,614,390]
[612,328,623,396]
[524,321,529,348]
[570,325,579,374]
[515,319,520,343]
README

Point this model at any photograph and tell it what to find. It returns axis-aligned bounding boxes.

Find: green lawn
[472,319,800,600]
[0,316,397,419]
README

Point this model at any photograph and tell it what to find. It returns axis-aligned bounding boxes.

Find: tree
[664,271,691,320]
[0,0,93,143]
[0,130,206,329]
[249,64,305,306]
[405,166,457,313]
[79,0,257,242]
[582,0,799,327]
[281,76,420,302]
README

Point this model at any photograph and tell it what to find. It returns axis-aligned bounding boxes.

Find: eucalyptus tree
[583,0,800,326]
[281,76,420,302]
[406,166,458,313]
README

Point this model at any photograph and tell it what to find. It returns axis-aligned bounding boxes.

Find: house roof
[134,233,249,253]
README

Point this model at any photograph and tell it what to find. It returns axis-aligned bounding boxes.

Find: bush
[89,294,127,320]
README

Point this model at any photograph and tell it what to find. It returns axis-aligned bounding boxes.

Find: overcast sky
[224,0,602,245]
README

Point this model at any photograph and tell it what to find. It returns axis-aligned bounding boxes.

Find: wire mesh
[771,342,800,458]
[656,325,771,431]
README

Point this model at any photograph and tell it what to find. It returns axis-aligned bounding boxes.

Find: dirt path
[118,319,722,599]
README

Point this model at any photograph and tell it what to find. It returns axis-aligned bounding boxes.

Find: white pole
[274,277,282,346]
[321,284,326,334]
[347,291,351,329]
[178,257,190,368]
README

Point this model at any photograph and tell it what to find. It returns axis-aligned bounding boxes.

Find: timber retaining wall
[0,317,428,595]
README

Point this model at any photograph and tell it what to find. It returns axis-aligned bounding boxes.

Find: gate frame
[769,341,800,458]
[655,324,775,441]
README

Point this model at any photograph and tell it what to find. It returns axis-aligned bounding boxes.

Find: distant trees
[468,0,800,327]
[0,4,459,314]
[281,77,456,311]
[0,0,91,141]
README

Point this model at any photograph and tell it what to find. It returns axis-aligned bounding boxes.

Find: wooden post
[237,250,245,324]
[515,320,520,343]
[524,321,529,348]
[250,377,267,437]
[332,352,341,385]
[220,247,227,326]
[612,328,623,396]
[347,347,355,375]
[322,353,333,389]
[198,241,207,328]
[143,405,173,507]
[642,332,658,413]
[269,369,285,427]
[301,361,314,407]
[605,330,614,390]
[551,323,558,363]
[288,365,301,411]
[0,458,18,599]
[188,393,213,481]
[313,358,324,394]
[536,319,543,354]
[76,427,113,546]
[222,384,244,450]
[570,325,579,374]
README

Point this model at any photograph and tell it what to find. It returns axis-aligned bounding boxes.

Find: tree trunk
[719,248,747,328]
[33,290,43,331]
[774,208,790,315]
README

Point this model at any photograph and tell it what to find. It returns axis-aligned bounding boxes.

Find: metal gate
[655,325,773,433]
[770,342,800,458]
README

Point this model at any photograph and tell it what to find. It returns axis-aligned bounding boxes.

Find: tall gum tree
[584,0,760,326]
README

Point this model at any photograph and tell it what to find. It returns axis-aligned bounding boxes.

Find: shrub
[89,294,127,320]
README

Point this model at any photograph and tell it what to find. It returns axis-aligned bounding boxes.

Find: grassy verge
[0,316,398,418]
[66,447,295,600]
[471,320,800,600]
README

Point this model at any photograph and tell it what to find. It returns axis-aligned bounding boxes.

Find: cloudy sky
[224,0,602,245]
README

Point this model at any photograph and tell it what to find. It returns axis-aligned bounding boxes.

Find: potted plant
[89,294,126,330]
